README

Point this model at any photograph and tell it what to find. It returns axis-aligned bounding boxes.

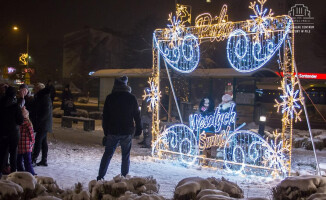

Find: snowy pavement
[32,118,326,199]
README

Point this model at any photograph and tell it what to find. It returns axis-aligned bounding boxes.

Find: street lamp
[258,115,266,136]
[12,26,29,68]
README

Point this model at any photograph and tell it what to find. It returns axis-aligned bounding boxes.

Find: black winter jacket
[31,87,53,133]
[102,87,142,136]
[0,97,24,138]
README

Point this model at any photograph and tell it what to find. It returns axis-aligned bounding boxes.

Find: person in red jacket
[17,107,36,175]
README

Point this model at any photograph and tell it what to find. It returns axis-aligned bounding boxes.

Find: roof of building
[92,68,279,78]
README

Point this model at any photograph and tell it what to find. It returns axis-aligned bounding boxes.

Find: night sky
[0,0,325,80]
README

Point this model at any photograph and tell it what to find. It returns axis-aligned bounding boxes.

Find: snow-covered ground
[31,118,326,199]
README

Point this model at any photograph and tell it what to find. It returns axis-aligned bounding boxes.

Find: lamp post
[12,26,29,67]
[258,115,266,136]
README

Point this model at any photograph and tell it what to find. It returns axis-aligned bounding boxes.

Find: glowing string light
[274,80,304,123]
[189,103,236,133]
[226,0,291,73]
[19,53,28,65]
[143,78,161,112]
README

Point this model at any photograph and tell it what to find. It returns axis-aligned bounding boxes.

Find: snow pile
[0,180,23,200]
[89,174,162,200]
[207,177,244,198]
[7,171,37,191]
[36,176,63,194]
[76,109,89,118]
[53,108,64,118]
[31,196,62,200]
[173,177,245,200]
[89,112,102,120]
[58,182,90,200]
[307,193,326,200]
[273,175,326,199]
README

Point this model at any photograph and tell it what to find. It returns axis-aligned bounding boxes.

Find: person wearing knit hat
[112,76,131,93]
[97,75,142,180]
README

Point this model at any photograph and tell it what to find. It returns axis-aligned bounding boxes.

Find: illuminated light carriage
[145,0,317,177]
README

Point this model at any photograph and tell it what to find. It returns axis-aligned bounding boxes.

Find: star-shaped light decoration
[142,78,161,112]
[249,0,274,41]
[274,80,304,124]
[262,130,290,177]
[166,6,189,49]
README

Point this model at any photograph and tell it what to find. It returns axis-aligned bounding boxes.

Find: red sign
[276,72,326,80]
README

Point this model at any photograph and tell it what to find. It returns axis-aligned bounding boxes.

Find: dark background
[0,0,325,82]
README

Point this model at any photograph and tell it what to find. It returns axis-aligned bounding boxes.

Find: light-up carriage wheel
[224,130,270,174]
[152,124,198,165]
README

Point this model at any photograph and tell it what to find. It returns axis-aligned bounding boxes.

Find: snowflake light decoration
[274,80,304,123]
[262,130,290,176]
[143,78,161,112]
[249,0,274,41]
[166,10,186,49]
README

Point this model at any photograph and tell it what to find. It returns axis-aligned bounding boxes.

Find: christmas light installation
[226,1,292,73]
[19,53,28,65]
[152,124,198,165]
[224,130,290,176]
[189,103,236,134]
[274,79,304,123]
[149,0,316,177]
[142,78,161,112]
[153,6,200,73]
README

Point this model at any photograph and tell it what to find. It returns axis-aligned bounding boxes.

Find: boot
[36,159,48,167]
[32,158,37,167]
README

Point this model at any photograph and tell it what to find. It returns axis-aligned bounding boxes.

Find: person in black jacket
[97,76,142,180]
[31,83,53,167]
[61,84,75,116]
[0,86,24,178]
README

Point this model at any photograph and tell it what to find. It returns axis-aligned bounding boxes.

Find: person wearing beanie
[0,86,24,178]
[17,84,33,110]
[97,75,142,180]
[31,82,52,167]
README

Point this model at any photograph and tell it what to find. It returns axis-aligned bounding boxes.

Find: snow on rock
[174,177,216,200]
[89,175,161,200]
[53,108,64,118]
[117,191,165,200]
[196,189,230,199]
[305,138,324,151]
[76,109,88,118]
[31,196,62,200]
[198,194,234,200]
[36,176,62,193]
[0,180,23,200]
[89,111,102,120]
[207,177,244,198]
[273,175,326,199]
[307,193,326,200]
[293,137,307,148]
[6,172,37,190]
[71,190,90,200]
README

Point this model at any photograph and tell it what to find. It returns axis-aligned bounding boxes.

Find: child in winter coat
[17,107,36,175]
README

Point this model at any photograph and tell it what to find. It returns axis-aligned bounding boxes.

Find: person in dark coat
[61,84,75,116]
[0,86,24,178]
[138,96,152,148]
[97,76,142,180]
[46,80,56,105]
[31,83,53,167]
